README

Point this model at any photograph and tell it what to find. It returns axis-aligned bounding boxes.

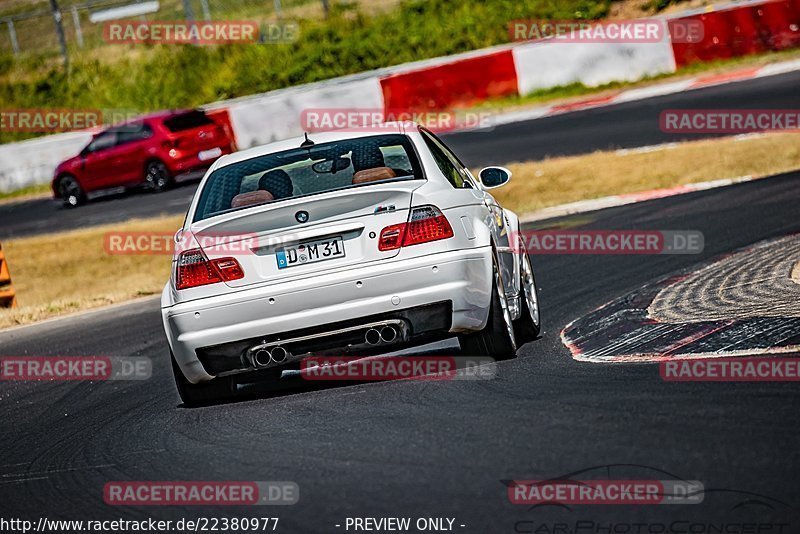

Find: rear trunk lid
[189,180,422,288]
[162,110,229,153]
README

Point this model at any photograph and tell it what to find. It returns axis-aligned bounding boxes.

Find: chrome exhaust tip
[270,346,288,364]
[254,349,271,367]
[365,328,381,346]
[379,326,397,343]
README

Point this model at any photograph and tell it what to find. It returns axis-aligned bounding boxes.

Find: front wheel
[57,175,86,208]
[171,353,235,407]
[459,257,517,360]
[513,245,541,344]
[145,160,172,192]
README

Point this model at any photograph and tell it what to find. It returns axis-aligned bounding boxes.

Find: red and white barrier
[211,76,384,150]
[1,0,799,193]
[668,0,800,67]
[380,49,519,112]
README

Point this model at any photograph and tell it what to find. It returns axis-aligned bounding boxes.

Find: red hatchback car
[52,109,236,207]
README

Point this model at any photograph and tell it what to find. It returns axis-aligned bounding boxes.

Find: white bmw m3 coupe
[161,122,541,405]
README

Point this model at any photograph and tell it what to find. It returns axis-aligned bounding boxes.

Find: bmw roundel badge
[295,210,309,223]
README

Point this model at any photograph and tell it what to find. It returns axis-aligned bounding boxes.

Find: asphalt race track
[2,69,799,239]
[1,168,799,528]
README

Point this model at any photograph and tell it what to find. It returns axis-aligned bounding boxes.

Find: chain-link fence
[0,0,332,58]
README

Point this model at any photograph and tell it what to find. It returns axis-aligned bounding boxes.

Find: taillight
[403,205,454,245]
[176,248,244,290]
[378,223,405,251]
[161,138,182,151]
[378,205,454,251]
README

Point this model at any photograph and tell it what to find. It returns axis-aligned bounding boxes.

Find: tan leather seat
[231,190,274,209]
[352,167,396,184]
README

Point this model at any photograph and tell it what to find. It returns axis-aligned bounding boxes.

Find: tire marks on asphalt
[561,235,800,363]
[649,235,800,322]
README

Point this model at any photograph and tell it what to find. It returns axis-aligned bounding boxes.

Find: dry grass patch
[489,133,800,214]
[0,215,183,328]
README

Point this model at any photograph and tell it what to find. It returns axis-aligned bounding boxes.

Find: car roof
[97,109,198,133]
[213,121,419,169]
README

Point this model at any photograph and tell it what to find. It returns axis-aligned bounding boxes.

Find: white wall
[512,26,677,95]
[0,131,92,193]
[222,77,385,149]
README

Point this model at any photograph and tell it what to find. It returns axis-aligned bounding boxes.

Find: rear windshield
[163,110,215,132]
[193,134,423,222]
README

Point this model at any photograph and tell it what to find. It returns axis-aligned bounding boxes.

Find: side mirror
[478,166,512,189]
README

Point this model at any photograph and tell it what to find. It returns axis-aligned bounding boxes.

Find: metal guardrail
[0,0,331,59]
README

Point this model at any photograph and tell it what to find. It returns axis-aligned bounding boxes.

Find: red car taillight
[176,248,244,290]
[378,205,454,251]
[161,138,183,151]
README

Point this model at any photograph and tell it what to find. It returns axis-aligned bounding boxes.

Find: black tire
[144,160,173,192]
[57,174,86,208]
[513,245,542,345]
[171,352,235,407]
[459,257,517,360]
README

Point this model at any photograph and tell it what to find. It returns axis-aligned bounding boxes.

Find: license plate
[276,236,345,269]
[198,147,222,161]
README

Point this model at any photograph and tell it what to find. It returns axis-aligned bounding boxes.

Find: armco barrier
[0,242,17,309]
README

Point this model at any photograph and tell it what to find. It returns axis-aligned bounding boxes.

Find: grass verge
[489,133,800,214]
[0,183,51,203]
[0,215,181,329]
[0,132,798,329]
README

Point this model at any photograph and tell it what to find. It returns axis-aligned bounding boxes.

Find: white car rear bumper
[162,247,493,383]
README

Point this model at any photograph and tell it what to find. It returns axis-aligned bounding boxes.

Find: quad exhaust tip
[254,349,271,367]
[270,346,288,364]
[365,325,399,345]
[365,328,381,346]
[380,326,397,343]
[253,346,289,367]
[252,321,405,368]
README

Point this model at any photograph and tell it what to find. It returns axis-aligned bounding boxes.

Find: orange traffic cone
[0,242,18,308]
